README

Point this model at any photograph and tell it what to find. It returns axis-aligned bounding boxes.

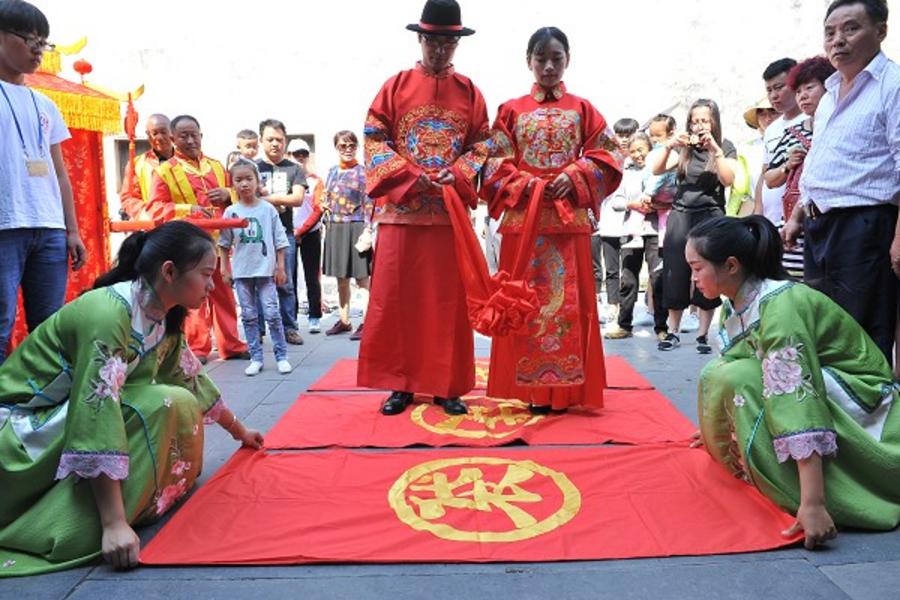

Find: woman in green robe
[0,221,263,577]
[689,215,900,550]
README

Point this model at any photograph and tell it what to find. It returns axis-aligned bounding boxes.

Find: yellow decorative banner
[36,88,121,134]
[27,39,123,134]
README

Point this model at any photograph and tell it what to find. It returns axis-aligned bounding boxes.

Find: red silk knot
[469,271,540,337]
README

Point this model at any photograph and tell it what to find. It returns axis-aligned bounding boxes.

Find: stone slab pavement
[4,309,899,600]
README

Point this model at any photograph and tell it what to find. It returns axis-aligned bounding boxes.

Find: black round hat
[406,0,475,36]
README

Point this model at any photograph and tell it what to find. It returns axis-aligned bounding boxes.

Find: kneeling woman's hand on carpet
[234,427,264,449]
[783,502,838,550]
[101,520,141,570]
[782,454,838,550]
[689,430,703,448]
[220,409,265,449]
[90,475,140,569]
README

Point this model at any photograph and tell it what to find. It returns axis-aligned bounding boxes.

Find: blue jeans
[0,228,69,362]
[278,237,299,332]
[234,277,287,362]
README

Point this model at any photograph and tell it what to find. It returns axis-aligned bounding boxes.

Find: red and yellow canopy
[22,44,121,134]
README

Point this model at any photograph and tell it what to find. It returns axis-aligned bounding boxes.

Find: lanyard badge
[0,82,49,178]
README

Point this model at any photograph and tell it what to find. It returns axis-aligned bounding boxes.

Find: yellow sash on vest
[157,157,227,217]
[134,153,157,204]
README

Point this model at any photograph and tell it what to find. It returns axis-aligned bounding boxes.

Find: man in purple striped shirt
[785,0,899,363]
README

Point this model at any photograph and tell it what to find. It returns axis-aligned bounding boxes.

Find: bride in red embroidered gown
[481,27,622,413]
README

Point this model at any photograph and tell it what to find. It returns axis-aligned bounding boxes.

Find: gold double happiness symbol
[388,457,581,542]
[410,397,544,440]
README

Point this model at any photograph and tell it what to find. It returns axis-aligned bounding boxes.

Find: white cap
[287,138,310,153]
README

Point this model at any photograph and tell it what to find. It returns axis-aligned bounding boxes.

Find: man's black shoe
[434,396,467,415]
[381,391,413,415]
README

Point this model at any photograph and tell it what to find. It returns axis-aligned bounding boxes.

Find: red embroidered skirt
[487,232,605,409]
[358,224,475,398]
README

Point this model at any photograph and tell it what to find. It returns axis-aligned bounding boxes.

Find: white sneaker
[277,359,292,374]
[681,312,700,333]
[308,317,321,334]
[599,305,617,325]
[632,308,655,327]
[244,361,263,376]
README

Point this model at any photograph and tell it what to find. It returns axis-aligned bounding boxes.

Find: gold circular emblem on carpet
[410,397,544,439]
[389,457,581,542]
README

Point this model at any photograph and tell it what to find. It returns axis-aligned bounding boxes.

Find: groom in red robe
[359,0,490,416]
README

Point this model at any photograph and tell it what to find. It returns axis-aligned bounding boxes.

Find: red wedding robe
[481,83,622,409]
[358,62,490,398]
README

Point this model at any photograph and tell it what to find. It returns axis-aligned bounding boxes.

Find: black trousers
[663,207,723,311]
[618,235,667,333]
[591,236,621,303]
[590,235,604,294]
[804,203,897,364]
[297,228,323,319]
[651,261,667,335]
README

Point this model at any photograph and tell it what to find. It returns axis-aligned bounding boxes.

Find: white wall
[33,0,900,212]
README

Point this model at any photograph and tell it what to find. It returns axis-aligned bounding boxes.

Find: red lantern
[73,59,93,82]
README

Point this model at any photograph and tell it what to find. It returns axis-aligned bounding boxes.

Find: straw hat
[743,97,775,130]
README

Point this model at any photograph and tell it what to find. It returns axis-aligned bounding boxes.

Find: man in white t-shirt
[0,1,86,362]
[757,57,805,225]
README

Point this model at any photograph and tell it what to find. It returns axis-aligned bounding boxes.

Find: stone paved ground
[5,308,900,600]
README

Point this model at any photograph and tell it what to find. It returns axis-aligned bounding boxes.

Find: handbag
[354,225,373,253]
[353,166,375,253]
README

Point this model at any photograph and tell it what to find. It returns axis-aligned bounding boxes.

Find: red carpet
[307,355,653,392]
[264,390,695,449]
[140,445,801,565]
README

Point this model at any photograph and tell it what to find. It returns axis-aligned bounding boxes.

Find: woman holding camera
[651,99,738,353]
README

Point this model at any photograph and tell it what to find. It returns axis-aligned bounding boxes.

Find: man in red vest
[147,114,249,361]
[119,113,173,220]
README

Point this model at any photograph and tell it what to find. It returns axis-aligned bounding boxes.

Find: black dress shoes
[434,396,468,415]
[528,403,552,415]
[381,391,414,415]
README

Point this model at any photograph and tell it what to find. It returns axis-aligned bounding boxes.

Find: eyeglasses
[3,30,55,52]
[421,34,459,50]
[336,142,357,150]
